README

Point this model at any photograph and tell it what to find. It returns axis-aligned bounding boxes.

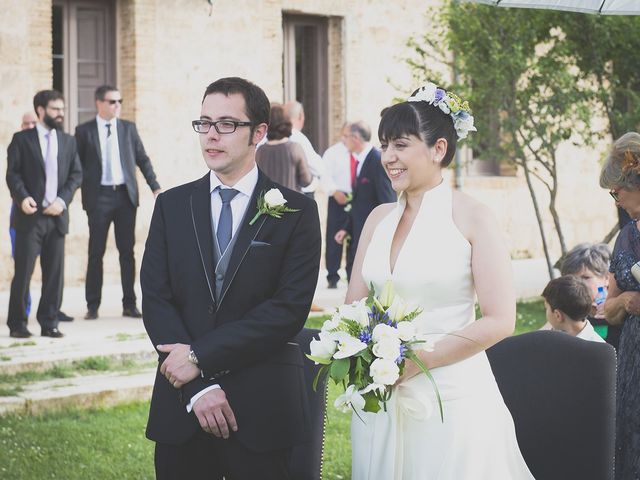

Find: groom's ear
[251,123,268,146]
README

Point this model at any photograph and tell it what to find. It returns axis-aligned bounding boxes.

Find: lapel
[56,133,66,185]
[217,170,271,309]
[189,173,216,305]
[27,128,46,174]
[89,120,102,164]
[116,120,128,170]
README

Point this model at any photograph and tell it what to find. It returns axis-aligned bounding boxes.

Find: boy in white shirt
[541,275,606,343]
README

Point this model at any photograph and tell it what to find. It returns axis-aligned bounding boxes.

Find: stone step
[0,367,156,416]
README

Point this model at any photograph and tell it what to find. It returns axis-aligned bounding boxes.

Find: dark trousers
[86,187,137,311]
[154,431,291,480]
[9,204,31,315]
[325,196,348,284]
[7,215,64,331]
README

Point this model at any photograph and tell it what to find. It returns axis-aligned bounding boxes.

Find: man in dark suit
[6,90,82,338]
[335,120,395,280]
[140,77,321,479]
[75,85,161,320]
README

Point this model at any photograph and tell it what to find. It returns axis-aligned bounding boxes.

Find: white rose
[333,331,368,359]
[372,323,399,343]
[372,336,401,360]
[395,321,417,342]
[408,82,437,104]
[309,332,337,361]
[339,300,370,327]
[334,384,365,413]
[454,114,477,139]
[263,188,287,207]
[369,358,400,385]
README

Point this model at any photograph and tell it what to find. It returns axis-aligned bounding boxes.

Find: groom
[140,77,321,479]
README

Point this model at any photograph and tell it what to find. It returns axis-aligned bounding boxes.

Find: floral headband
[407,82,477,140]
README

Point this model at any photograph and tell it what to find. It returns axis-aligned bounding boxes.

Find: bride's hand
[395,360,420,386]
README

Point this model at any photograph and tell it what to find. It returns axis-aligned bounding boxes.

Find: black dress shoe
[327,280,338,289]
[122,307,142,318]
[10,328,33,338]
[41,327,64,338]
[57,311,74,322]
[84,309,98,320]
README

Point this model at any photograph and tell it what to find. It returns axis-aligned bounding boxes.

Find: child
[541,275,605,343]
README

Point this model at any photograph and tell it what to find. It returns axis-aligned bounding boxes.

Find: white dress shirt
[96,115,125,186]
[355,143,374,177]
[289,129,325,193]
[35,122,65,209]
[576,321,606,343]
[187,165,259,412]
[321,141,351,195]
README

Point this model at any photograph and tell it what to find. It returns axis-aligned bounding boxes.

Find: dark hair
[541,275,592,321]
[95,85,119,101]
[378,95,457,167]
[33,90,64,113]
[202,77,270,141]
[267,104,292,140]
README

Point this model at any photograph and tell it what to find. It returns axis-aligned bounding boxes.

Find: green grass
[0,301,545,479]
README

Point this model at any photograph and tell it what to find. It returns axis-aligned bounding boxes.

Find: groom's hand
[157,343,199,388]
[193,388,238,439]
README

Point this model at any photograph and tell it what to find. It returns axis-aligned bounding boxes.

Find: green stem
[249,211,262,226]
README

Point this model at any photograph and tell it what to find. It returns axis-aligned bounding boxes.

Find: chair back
[487,330,616,480]
[289,328,328,480]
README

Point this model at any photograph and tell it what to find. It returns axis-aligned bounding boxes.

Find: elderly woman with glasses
[599,131,640,480]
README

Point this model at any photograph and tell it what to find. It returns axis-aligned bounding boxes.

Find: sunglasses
[105,99,123,105]
[609,190,619,202]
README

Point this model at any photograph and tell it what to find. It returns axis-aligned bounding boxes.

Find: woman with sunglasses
[599,131,640,480]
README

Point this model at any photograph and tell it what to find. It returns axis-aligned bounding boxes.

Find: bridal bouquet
[308,281,442,418]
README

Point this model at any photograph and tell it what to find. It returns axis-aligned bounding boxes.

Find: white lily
[334,384,365,413]
[309,331,337,362]
[333,331,368,359]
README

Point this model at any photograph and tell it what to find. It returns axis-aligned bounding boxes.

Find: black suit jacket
[75,118,160,212]
[344,147,396,250]
[141,169,321,452]
[6,127,82,235]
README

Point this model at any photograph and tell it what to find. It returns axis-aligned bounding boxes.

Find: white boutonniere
[249,188,300,225]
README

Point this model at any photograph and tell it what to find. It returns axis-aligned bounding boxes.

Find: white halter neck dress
[351,181,534,479]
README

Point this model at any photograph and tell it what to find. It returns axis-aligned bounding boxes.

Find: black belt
[100,184,126,191]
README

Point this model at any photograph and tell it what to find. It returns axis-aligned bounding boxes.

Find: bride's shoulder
[451,190,499,240]
[361,202,395,235]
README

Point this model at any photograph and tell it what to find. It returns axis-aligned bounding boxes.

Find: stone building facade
[0,0,616,292]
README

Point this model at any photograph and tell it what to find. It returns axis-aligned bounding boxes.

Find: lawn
[0,300,546,479]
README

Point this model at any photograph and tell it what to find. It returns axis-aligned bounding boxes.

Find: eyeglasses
[105,99,123,105]
[609,190,620,202]
[192,119,253,134]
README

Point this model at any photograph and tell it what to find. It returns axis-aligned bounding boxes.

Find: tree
[403,3,593,278]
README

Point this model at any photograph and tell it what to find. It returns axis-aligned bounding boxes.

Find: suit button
[216,273,224,281]
[207,305,214,314]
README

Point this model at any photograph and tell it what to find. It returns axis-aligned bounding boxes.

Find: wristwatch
[188,349,199,365]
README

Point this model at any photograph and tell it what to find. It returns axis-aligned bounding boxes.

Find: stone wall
[0,0,617,295]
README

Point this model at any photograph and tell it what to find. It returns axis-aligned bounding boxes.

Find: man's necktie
[217,188,239,254]
[350,154,359,191]
[44,131,58,204]
[105,123,113,184]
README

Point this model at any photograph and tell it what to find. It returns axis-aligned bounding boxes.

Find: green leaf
[329,358,350,383]
[312,364,329,392]
[362,391,381,413]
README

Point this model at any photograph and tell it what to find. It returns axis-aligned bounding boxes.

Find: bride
[345,83,534,479]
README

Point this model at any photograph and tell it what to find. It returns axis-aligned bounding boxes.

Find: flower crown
[407,82,477,140]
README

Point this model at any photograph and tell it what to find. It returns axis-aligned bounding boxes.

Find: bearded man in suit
[140,77,321,479]
[6,90,82,338]
[75,85,161,320]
